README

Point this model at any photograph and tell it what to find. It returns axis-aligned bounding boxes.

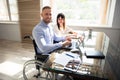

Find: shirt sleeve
[32,26,64,54]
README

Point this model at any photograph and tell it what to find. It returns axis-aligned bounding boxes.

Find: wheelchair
[23,35,53,80]
[22,35,84,80]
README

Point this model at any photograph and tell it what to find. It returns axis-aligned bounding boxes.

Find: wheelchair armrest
[35,54,49,63]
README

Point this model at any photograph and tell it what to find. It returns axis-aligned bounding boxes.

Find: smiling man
[32,6,72,54]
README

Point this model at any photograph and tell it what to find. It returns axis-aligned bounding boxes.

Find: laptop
[85,50,105,59]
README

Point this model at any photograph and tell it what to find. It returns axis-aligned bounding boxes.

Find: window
[42,0,110,26]
[41,0,112,49]
[0,0,18,22]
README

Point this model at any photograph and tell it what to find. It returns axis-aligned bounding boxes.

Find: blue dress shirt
[32,20,65,54]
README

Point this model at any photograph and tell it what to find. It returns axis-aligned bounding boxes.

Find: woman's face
[58,17,65,24]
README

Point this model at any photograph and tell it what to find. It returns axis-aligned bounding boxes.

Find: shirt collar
[41,20,49,28]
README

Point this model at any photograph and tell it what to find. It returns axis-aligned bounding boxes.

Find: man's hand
[65,36,72,41]
[62,40,71,47]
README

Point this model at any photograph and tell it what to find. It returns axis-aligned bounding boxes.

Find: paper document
[54,52,80,66]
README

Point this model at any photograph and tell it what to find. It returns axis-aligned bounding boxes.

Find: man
[32,6,71,54]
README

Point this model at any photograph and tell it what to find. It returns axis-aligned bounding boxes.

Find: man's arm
[33,30,63,54]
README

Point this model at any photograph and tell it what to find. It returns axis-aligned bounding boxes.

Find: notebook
[85,50,105,59]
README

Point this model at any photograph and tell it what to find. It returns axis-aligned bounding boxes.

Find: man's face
[41,8,52,24]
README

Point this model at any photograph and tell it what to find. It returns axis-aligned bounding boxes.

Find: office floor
[0,39,73,80]
[0,39,74,80]
[0,39,35,80]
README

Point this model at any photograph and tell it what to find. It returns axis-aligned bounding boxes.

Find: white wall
[112,0,120,28]
[111,0,120,47]
[0,23,21,42]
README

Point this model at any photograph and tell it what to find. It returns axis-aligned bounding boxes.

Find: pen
[66,54,74,58]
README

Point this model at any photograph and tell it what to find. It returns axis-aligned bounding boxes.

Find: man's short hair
[42,6,51,11]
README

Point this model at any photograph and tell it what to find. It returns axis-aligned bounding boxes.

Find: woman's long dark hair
[56,13,65,30]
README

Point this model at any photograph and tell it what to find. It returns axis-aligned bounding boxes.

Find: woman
[53,13,77,37]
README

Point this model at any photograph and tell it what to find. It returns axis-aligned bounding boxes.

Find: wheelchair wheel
[23,59,52,80]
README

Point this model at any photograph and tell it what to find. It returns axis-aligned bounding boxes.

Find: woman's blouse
[53,24,73,37]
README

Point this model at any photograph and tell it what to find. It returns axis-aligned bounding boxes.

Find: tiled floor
[0,39,34,80]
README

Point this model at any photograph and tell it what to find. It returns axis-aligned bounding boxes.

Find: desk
[43,46,108,80]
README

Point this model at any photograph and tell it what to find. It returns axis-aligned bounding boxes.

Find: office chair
[23,35,52,80]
